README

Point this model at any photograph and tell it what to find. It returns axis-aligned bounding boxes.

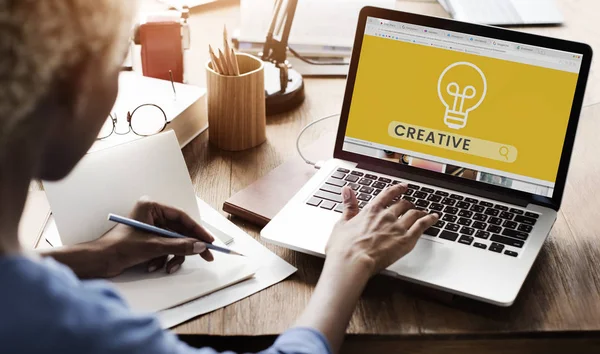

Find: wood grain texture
[207,53,266,151]
[181,335,600,354]
[135,0,600,348]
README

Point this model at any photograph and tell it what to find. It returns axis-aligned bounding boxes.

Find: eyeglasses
[97,104,169,140]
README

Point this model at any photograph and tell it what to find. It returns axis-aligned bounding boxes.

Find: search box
[388,121,518,163]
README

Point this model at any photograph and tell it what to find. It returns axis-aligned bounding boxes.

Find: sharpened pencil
[231,48,240,76]
[209,45,225,75]
[218,48,231,75]
[223,26,237,76]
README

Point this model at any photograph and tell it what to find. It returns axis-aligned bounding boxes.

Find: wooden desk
[142,0,600,352]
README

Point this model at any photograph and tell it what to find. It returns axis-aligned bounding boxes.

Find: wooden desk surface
[139,0,600,350]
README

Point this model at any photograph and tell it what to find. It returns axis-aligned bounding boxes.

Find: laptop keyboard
[306,168,541,258]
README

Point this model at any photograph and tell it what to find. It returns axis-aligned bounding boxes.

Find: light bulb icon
[437,62,487,130]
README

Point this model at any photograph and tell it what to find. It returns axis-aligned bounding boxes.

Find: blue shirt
[0,255,331,354]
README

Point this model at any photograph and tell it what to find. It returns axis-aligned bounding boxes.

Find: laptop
[261,7,592,306]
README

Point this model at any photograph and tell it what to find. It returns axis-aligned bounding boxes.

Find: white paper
[112,250,256,313]
[39,217,62,249]
[43,131,231,246]
[157,197,297,329]
[239,0,395,47]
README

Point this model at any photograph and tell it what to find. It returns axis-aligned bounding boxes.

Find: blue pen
[107,213,244,257]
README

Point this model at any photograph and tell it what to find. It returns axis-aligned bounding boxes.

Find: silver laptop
[261,7,592,306]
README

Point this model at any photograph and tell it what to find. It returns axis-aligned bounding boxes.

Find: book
[90,72,207,153]
[223,134,334,226]
[233,37,350,76]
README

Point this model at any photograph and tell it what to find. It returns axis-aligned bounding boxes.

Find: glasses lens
[97,116,115,139]
[130,105,167,136]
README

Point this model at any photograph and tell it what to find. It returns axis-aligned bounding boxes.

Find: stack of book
[233,37,351,76]
[234,0,394,77]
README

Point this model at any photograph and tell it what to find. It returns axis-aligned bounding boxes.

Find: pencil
[107,213,245,257]
[209,54,219,75]
[168,70,177,99]
[208,45,225,75]
[223,25,231,61]
[223,26,238,76]
[218,48,232,75]
[231,48,240,76]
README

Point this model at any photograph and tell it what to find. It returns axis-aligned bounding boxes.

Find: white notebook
[44,131,249,312]
[441,0,563,26]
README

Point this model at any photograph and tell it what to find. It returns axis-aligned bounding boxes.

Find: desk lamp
[260,0,305,115]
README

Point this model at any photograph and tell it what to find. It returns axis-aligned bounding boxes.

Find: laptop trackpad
[387,238,451,278]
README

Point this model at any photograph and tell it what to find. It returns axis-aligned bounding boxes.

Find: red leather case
[139,22,184,83]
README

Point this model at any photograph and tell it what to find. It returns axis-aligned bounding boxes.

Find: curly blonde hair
[0,0,135,148]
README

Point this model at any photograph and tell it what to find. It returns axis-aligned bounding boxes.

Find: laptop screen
[342,16,584,198]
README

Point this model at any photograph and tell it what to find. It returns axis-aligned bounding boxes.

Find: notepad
[113,249,255,313]
[44,131,232,245]
[43,131,248,312]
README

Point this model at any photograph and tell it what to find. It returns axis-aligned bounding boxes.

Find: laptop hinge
[356,161,531,208]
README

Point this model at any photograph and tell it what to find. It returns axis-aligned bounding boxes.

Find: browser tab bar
[364,16,583,74]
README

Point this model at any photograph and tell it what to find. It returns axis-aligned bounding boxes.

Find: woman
[0,1,437,353]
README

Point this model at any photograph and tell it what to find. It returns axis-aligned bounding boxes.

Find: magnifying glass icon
[499,146,510,160]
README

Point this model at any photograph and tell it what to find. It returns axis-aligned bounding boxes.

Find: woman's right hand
[296,184,438,352]
[325,183,438,277]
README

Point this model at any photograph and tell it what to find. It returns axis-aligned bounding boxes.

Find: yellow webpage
[345,33,579,197]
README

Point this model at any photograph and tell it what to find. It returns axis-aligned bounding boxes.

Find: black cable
[287,46,349,66]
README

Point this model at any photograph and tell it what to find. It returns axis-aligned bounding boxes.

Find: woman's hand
[94,199,215,277]
[44,199,215,279]
[296,183,438,352]
[326,183,438,277]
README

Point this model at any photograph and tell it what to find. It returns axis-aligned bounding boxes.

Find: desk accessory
[208,27,241,76]
[259,0,305,115]
[206,53,266,151]
[138,21,185,82]
[108,213,244,256]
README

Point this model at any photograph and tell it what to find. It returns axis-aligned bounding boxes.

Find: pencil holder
[206,53,266,151]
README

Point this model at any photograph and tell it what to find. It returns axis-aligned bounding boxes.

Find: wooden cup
[206,53,266,151]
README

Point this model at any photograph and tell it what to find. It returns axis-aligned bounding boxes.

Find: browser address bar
[379,28,510,55]
[376,28,564,67]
